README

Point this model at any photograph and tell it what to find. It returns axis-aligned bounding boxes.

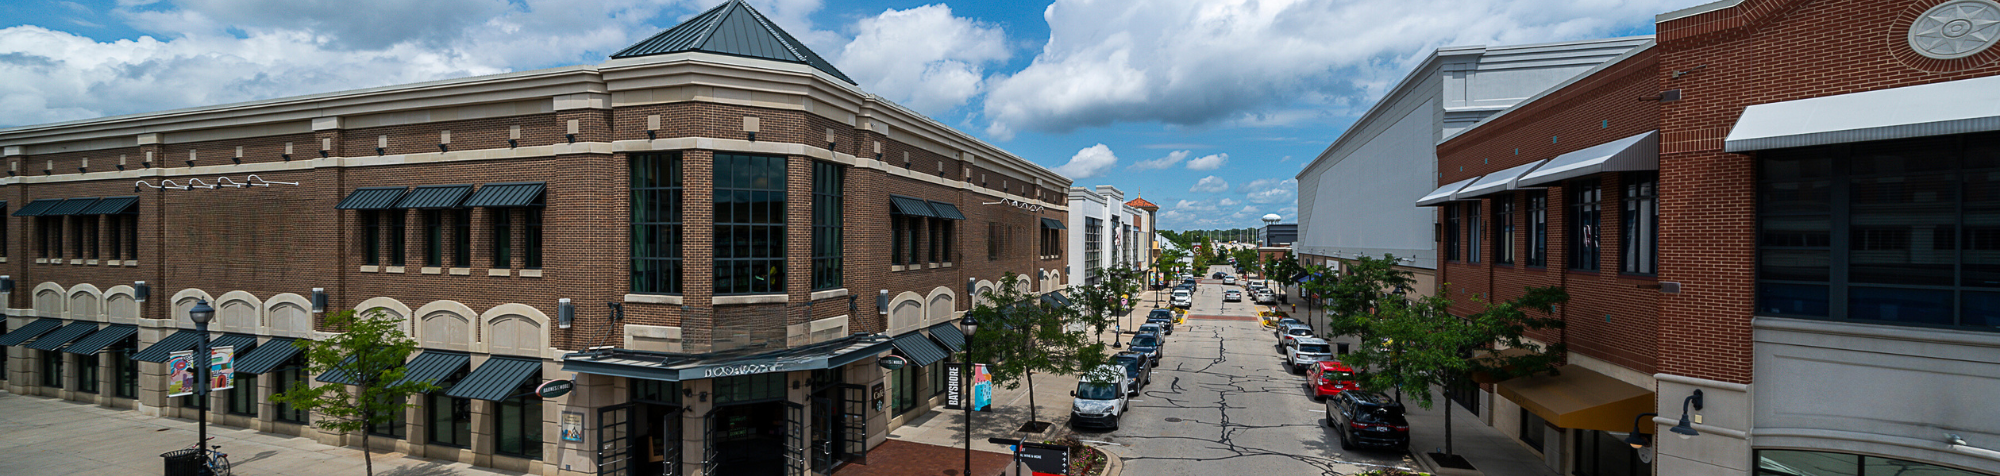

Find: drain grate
[1164,417,1183,422]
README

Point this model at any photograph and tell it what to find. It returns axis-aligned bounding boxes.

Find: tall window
[42,350,62,388]
[228,372,257,416]
[83,216,97,259]
[1443,204,1461,262]
[893,217,908,265]
[367,395,406,439]
[362,211,381,266]
[0,205,7,258]
[1528,191,1549,267]
[1085,217,1103,282]
[124,214,137,260]
[1467,202,1482,263]
[928,219,942,263]
[428,370,472,447]
[386,209,407,267]
[1495,196,1516,265]
[1756,135,2000,330]
[632,152,683,294]
[273,357,307,423]
[1622,172,1658,275]
[1569,179,1602,271]
[107,214,123,260]
[812,162,844,290]
[939,220,953,263]
[453,209,471,267]
[491,209,512,268]
[113,338,138,399]
[495,372,543,459]
[39,216,58,259]
[713,153,786,295]
[987,222,1000,261]
[423,210,443,266]
[524,208,543,269]
[70,217,88,259]
[76,353,99,394]
[891,364,918,416]
[906,216,924,265]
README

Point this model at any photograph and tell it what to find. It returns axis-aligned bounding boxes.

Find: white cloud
[1052,143,1119,179]
[835,4,1009,116]
[1218,198,1240,207]
[1186,153,1227,170]
[1240,178,1298,204]
[1190,175,1229,193]
[1129,150,1189,170]
[981,0,1684,136]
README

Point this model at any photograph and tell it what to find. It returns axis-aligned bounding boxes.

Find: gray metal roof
[890,195,938,217]
[316,354,361,384]
[462,182,546,208]
[611,0,856,85]
[395,184,474,209]
[0,318,62,346]
[209,333,260,356]
[131,329,202,362]
[24,321,99,351]
[445,356,541,401]
[79,196,139,215]
[62,324,137,355]
[1041,217,1066,230]
[927,322,965,353]
[11,199,61,217]
[44,198,101,216]
[388,350,470,389]
[233,337,302,374]
[1725,75,2000,152]
[335,187,409,210]
[890,331,948,367]
[927,201,965,220]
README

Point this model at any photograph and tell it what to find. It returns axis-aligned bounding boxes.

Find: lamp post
[959,314,980,476]
[188,299,215,455]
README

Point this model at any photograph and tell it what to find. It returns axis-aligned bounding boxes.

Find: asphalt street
[1082,266,1420,476]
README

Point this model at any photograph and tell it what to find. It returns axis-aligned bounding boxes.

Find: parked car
[1327,390,1409,450]
[1171,290,1192,308]
[1070,365,1130,430]
[1111,351,1153,395]
[1255,290,1276,304]
[1277,325,1314,352]
[1274,317,1302,333]
[1223,276,1238,285]
[1224,290,1243,302]
[1212,272,1227,279]
[1128,332,1165,364]
[1144,310,1176,334]
[1307,361,1359,400]
[1137,323,1166,337]
[1285,337,1335,374]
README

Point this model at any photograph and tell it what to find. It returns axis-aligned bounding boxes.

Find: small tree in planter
[965,272,1111,432]
[271,308,439,476]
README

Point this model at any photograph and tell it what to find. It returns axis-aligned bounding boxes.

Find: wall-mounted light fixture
[1671,389,1704,439]
[1623,413,1659,448]
[508,139,518,148]
[318,150,329,158]
[231,156,242,165]
[0,275,13,294]
[310,288,326,313]
[565,133,577,144]
[877,290,889,316]
[375,147,385,156]
[281,154,291,161]
[746,132,757,142]
[966,278,976,300]
[438,144,450,153]
[133,281,148,302]
[557,298,575,329]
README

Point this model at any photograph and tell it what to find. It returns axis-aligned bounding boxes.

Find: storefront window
[1518,408,1547,452]
[496,372,543,459]
[631,379,682,405]
[1755,449,1984,476]
[927,360,948,397]
[42,350,63,388]
[429,370,473,448]
[712,153,787,295]
[1573,429,1648,476]
[228,373,258,416]
[891,364,918,416]
[77,353,99,394]
[367,394,407,439]
[713,373,785,404]
[113,339,137,398]
[273,357,307,423]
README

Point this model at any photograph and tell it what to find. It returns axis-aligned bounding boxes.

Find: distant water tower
[1262,214,1281,226]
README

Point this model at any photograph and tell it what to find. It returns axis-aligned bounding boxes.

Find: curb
[1097,446,1124,476]
[1411,450,1442,474]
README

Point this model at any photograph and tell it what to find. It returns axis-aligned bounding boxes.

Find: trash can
[162,448,204,476]
[1337,342,1350,355]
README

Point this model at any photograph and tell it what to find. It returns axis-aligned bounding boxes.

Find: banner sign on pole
[166,351,196,397]
[1016,441,1071,476]
[944,363,995,411]
[209,346,235,391]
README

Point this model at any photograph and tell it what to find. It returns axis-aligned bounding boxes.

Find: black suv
[1145,309,1175,334]
[1110,351,1152,395]
[1326,390,1409,451]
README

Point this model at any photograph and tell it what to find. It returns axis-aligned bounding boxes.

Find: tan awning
[1497,365,1654,432]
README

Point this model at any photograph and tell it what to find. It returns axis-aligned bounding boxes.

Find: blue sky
[0,0,1697,229]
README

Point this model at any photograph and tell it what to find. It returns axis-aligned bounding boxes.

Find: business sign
[1016,441,1071,476]
[697,362,787,378]
[536,379,575,398]
[944,364,993,411]
[981,199,1046,213]
[209,346,235,391]
[166,351,196,397]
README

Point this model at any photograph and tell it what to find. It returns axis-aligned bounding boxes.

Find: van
[1070,365,1130,430]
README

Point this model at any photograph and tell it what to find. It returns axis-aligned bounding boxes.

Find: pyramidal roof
[613,0,856,85]
[1126,195,1158,210]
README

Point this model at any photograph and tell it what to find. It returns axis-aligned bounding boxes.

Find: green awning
[11,199,63,217]
[62,324,137,355]
[78,196,139,215]
[44,198,101,216]
[233,338,302,374]
[927,201,966,220]
[208,334,259,357]
[927,322,965,353]
[890,195,938,218]
[395,184,474,209]
[388,351,470,388]
[131,330,202,362]
[0,318,62,346]
[23,321,99,351]
[1041,218,1066,230]
[445,356,541,401]
[1041,290,1074,308]
[462,182,546,208]
[316,354,361,385]
[890,331,948,367]
[334,187,409,210]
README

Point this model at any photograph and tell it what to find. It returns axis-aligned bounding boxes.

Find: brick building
[0,2,1069,476]
[1421,0,2000,474]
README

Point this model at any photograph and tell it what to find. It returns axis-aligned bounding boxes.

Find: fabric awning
[927,201,966,220]
[1416,176,1481,207]
[1496,365,1655,432]
[44,198,101,216]
[335,187,409,210]
[1041,217,1066,230]
[12,199,64,217]
[79,196,139,215]
[233,338,302,374]
[131,330,202,362]
[462,182,546,208]
[890,331,949,367]
[208,333,259,356]
[316,354,362,384]
[1517,131,1659,186]
[927,322,966,352]
[388,351,471,388]
[1041,290,1073,308]
[23,321,99,351]
[445,356,542,401]
[62,324,137,355]
[1727,75,2000,152]
[395,184,474,209]
[1455,160,1551,199]
[890,195,938,217]
[0,318,63,346]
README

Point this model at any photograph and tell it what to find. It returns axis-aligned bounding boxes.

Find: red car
[1307,361,1358,400]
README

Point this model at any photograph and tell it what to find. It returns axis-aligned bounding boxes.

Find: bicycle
[183,437,232,476]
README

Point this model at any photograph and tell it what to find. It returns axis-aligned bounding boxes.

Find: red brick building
[0,2,1069,475]
[1424,0,2000,474]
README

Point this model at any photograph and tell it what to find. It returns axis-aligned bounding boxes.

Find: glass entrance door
[598,404,634,476]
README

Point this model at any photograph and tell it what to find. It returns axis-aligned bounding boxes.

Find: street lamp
[959,313,980,476]
[188,299,215,456]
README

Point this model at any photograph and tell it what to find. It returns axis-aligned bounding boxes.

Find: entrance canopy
[1496,365,1654,433]
[563,333,894,382]
[1727,75,2000,152]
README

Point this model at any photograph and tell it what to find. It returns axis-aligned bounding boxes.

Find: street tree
[271,308,439,476]
[964,272,1111,431]
[1071,264,1142,343]
[1230,248,1262,277]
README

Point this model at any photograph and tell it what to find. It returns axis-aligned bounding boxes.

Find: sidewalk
[0,392,527,476]
[1401,394,1557,476]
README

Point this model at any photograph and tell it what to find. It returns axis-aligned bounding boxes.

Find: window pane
[1757,283,1829,316]
[1862,455,1985,476]
[1960,291,2000,328]
[1849,170,1956,286]
[1849,286,1953,325]
[1759,249,1829,282]
[1756,450,1858,476]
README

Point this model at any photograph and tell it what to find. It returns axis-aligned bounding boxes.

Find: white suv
[1171,289,1192,308]
[1285,337,1335,374]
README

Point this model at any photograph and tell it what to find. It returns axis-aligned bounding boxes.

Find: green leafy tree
[1072,265,1142,343]
[271,309,438,476]
[964,272,1111,428]
[1230,248,1262,277]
